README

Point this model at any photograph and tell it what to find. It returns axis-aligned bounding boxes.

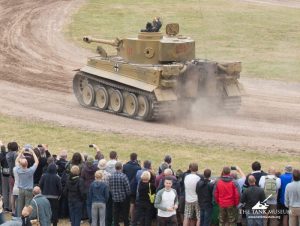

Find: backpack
[264,176,277,199]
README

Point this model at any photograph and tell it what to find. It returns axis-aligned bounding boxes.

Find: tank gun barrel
[83,36,121,47]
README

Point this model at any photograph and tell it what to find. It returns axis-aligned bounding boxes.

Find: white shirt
[157,189,177,217]
[184,173,201,203]
[259,175,281,205]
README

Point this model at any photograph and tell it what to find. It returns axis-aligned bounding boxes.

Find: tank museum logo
[240,195,291,217]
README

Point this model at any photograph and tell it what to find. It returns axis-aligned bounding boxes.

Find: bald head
[268,167,276,175]
[33,186,41,196]
[248,175,256,185]
[20,158,28,168]
[22,206,33,217]
[60,149,68,159]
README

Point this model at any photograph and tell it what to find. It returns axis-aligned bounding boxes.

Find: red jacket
[214,176,240,208]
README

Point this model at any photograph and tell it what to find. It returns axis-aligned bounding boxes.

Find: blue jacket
[280,173,293,205]
[87,180,109,207]
[30,194,52,226]
[123,160,141,195]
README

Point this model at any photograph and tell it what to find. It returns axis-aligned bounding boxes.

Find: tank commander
[141,17,162,32]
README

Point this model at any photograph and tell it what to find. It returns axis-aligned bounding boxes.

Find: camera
[89,144,94,148]
[230,166,237,170]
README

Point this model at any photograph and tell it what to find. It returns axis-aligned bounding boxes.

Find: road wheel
[109,89,123,113]
[81,83,95,107]
[137,95,150,119]
[95,86,109,110]
[124,93,138,117]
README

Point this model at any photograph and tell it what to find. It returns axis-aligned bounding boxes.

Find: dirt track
[0,0,299,153]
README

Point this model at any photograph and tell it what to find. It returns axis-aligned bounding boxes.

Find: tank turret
[83,24,195,64]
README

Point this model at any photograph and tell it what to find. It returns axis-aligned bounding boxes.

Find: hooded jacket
[64,173,86,202]
[196,178,214,209]
[39,164,62,199]
[81,162,98,191]
[87,180,109,207]
[214,175,240,208]
[106,159,117,175]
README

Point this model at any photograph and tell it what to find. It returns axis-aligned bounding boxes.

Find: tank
[73,23,245,120]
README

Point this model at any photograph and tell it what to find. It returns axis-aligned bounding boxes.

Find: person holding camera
[15,146,39,216]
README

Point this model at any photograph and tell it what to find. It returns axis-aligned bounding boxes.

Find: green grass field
[65,0,300,82]
[1,114,299,176]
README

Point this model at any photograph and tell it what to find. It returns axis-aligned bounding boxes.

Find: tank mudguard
[80,66,156,92]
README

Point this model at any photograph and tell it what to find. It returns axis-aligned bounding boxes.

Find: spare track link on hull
[73,71,175,121]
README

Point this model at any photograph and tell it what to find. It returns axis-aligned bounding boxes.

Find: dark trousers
[113,197,130,226]
[133,202,153,226]
[48,198,59,226]
[200,207,213,226]
[157,215,178,226]
[59,195,69,218]
[69,200,83,226]
[106,194,113,226]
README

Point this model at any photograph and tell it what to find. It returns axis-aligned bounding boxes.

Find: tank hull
[73,57,245,121]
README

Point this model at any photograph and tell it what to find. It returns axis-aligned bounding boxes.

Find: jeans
[113,197,130,226]
[0,212,5,224]
[17,188,33,216]
[200,207,213,226]
[69,201,83,226]
[1,175,10,210]
[91,202,106,226]
[246,212,264,226]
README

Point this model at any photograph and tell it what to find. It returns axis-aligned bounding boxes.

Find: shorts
[184,201,200,220]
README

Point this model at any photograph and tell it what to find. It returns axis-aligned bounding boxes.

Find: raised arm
[236,166,245,178]
[15,149,24,166]
[29,149,39,167]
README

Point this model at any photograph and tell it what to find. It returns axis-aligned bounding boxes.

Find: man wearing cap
[15,146,39,216]
[279,166,293,226]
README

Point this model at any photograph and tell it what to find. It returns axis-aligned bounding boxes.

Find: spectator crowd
[0,140,299,226]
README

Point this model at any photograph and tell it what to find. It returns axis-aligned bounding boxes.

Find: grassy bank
[65,0,300,82]
[0,114,299,175]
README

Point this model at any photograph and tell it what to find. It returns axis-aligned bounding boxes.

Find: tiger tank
[73,23,245,120]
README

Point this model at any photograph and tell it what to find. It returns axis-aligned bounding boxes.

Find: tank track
[73,71,176,121]
[221,96,242,114]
